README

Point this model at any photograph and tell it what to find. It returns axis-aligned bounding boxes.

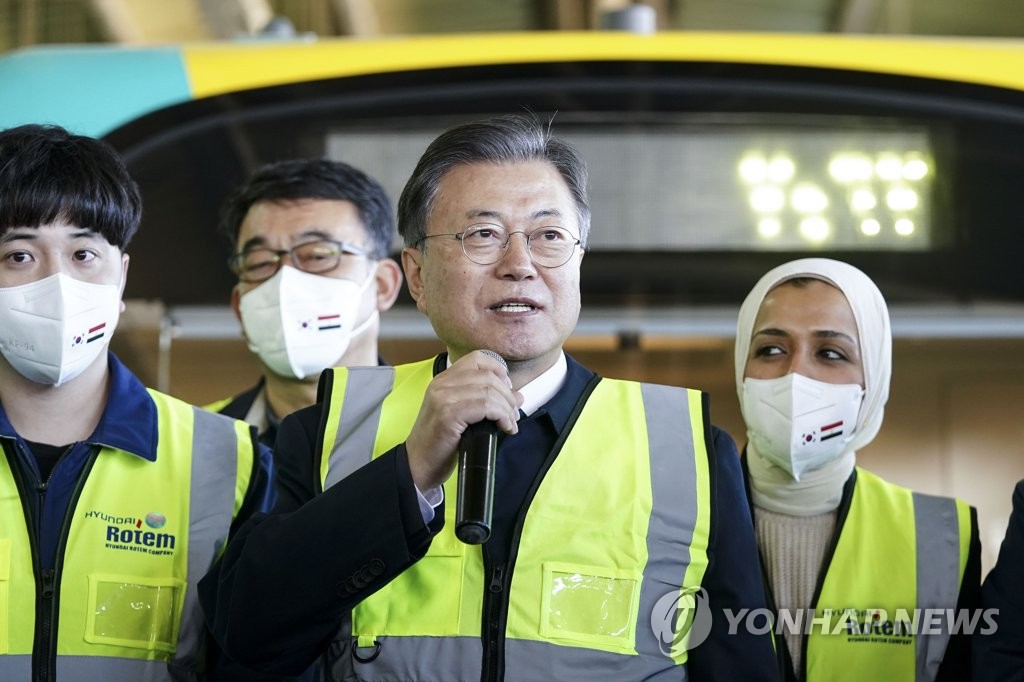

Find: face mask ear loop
[347,308,380,341]
[344,262,381,340]
[358,261,379,293]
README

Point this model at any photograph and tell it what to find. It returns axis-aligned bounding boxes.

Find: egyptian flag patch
[316,314,342,331]
[86,322,106,343]
[803,420,845,444]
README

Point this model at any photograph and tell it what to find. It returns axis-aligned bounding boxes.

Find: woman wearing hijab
[734,257,980,682]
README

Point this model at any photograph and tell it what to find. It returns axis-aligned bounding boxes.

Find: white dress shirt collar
[516,352,567,417]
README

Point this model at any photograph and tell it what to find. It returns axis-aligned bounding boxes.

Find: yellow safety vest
[317,358,714,681]
[803,468,972,682]
[0,390,254,681]
[202,396,233,412]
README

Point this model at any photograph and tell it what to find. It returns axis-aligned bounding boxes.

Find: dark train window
[96,58,1024,305]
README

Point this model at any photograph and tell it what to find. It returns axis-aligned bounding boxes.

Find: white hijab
[735,258,892,515]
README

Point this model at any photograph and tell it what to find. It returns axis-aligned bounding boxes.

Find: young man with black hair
[0,124,271,680]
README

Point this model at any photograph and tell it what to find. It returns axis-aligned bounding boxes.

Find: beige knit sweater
[754,507,838,678]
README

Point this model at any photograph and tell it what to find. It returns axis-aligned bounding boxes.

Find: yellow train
[3,32,1024,571]
[3,31,1024,306]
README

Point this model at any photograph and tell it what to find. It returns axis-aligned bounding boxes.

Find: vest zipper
[36,569,55,682]
[480,375,601,682]
[482,452,559,682]
[32,444,99,682]
[33,444,65,682]
[3,441,49,682]
[481,560,507,682]
[490,564,505,592]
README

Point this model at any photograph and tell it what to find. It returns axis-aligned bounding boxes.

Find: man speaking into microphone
[200,114,778,681]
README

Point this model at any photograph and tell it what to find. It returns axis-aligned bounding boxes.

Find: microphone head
[478,349,508,373]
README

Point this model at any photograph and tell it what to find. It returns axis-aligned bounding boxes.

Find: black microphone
[455,350,507,544]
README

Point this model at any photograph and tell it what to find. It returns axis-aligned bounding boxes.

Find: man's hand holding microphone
[405,350,523,543]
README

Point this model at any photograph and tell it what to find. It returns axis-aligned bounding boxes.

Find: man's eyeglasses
[229,239,369,284]
[416,223,581,268]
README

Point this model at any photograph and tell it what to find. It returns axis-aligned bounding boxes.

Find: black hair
[0,124,142,249]
[219,158,395,260]
[398,113,590,248]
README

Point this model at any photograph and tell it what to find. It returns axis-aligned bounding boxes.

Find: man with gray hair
[200,114,777,681]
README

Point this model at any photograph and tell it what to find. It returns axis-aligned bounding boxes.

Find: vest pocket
[0,539,9,654]
[85,573,184,652]
[540,562,642,654]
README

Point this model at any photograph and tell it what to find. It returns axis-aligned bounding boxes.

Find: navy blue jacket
[976,479,1024,682]
[213,379,277,447]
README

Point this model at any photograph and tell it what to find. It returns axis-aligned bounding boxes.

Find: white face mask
[0,272,122,386]
[239,264,378,380]
[741,373,864,481]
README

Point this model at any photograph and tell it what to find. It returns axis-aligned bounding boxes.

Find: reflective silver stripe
[331,635,481,682]
[912,492,961,682]
[636,383,698,666]
[0,655,30,679]
[339,636,691,682]
[175,407,240,672]
[54,654,195,681]
[506,639,688,682]
[324,367,396,489]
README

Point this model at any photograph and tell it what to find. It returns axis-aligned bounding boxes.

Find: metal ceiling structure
[3,0,1022,50]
